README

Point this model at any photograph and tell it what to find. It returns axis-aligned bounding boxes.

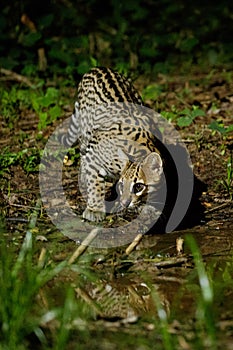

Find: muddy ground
[0,67,233,349]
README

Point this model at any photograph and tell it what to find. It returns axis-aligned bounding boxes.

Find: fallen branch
[68,228,100,264]
[205,200,232,214]
[0,68,34,87]
[125,233,143,255]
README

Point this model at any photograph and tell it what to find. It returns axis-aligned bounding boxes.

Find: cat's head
[117,150,163,209]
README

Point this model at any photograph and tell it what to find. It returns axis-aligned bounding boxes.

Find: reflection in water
[36,223,233,350]
[76,277,170,320]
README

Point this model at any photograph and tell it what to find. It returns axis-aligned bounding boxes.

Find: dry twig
[0,68,34,87]
[125,233,143,255]
[68,228,100,264]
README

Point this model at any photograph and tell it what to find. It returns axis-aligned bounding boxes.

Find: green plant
[161,105,205,127]
[185,235,216,349]
[160,105,178,122]
[220,154,233,199]
[65,148,81,166]
[1,0,233,78]
[151,287,173,350]
[0,228,66,348]
[0,148,41,175]
[142,84,163,101]
[0,210,97,350]
[0,87,33,127]
[176,106,205,127]
[30,87,63,130]
[208,120,233,136]
[0,85,66,131]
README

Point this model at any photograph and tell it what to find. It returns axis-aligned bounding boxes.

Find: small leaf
[45,87,59,101]
[191,108,205,118]
[38,112,48,130]
[161,111,177,121]
[177,116,193,127]
[22,32,42,47]
[181,108,192,116]
[226,124,233,133]
[77,61,92,74]
[208,121,226,134]
[142,84,162,100]
[49,105,61,121]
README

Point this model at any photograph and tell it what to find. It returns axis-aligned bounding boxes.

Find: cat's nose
[120,198,131,208]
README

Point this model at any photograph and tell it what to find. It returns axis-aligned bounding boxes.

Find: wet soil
[0,67,233,349]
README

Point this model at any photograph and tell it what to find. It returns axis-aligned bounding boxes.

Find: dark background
[1,0,233,78]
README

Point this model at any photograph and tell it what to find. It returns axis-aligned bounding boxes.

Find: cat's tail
[58,102,80,147]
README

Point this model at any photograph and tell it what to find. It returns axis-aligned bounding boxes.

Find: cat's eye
[133,182,146,194]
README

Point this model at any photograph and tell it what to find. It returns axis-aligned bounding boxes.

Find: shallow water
[32,219,233,347]
[2,205,233,349]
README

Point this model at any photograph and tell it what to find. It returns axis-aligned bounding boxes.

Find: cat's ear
[142,152,163,182]
[118,148,129,162]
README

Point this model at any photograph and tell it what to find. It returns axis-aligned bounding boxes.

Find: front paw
[82,207,106,222]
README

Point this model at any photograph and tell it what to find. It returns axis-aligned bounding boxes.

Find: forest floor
[0,66,233,349]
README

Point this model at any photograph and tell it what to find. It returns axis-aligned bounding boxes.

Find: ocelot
[60,67,165,222]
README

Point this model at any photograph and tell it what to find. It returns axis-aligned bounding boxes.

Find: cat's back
[77,67,143,108]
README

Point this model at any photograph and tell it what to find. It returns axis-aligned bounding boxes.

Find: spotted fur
[61,67,164,221]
